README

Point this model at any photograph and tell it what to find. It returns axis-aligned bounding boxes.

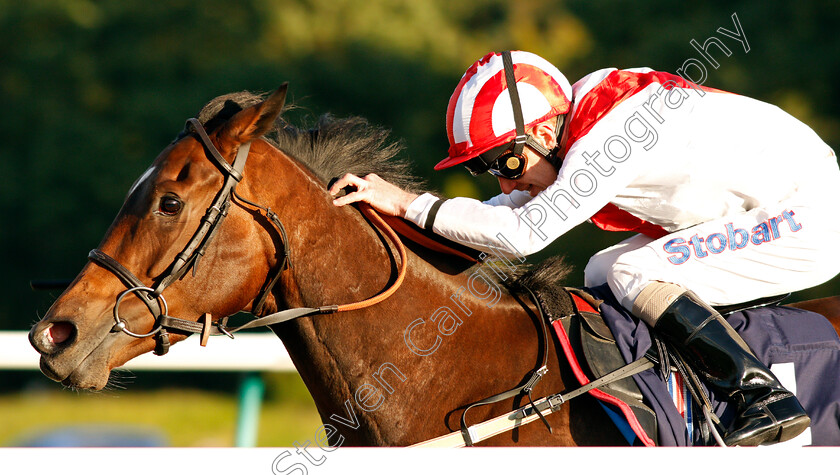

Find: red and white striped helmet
[436,50,573,170]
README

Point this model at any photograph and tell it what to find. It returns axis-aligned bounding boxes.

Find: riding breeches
[584,199,840,312]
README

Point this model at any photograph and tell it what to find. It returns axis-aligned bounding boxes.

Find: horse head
[29,86,291,390]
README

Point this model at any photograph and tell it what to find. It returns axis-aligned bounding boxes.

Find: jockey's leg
[634,283,810,446]
[604,202,840,446]
[584,234,653,288]
[607,203,840,309]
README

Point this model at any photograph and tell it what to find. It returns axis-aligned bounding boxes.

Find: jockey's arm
[331,113,645,258]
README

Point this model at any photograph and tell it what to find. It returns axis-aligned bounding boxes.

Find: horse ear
[217,83,288,150]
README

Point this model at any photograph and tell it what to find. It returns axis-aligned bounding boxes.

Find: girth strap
[459,285,552,446]
[412,355,655,447]
[532,356,655,411]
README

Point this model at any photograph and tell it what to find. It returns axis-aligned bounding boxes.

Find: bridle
[88,117,406,355]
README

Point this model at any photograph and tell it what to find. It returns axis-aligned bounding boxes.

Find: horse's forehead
[125,139,210,202]
[127,165,157,198]
[164,137,202,163]
[154,138,209,179]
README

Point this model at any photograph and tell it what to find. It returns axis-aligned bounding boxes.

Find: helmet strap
[545,114,566,169]
[502,50,562,167]
[502,51,527,157]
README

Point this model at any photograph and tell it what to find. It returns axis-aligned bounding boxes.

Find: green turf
[0,383,322,447]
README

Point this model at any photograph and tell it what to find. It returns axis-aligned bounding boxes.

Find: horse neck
[244,146,398,310]
[246,144,547,444]
[241,143,419,430]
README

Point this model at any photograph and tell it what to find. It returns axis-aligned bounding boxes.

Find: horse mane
[191,90,574,289]
[192,90,427,193]
[506,255,573,295]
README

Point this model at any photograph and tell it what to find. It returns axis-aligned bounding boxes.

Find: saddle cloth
[586,283,840,446]
[542,287,659,446]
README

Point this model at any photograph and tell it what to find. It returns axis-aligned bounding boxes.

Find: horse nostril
[48,322,75,346]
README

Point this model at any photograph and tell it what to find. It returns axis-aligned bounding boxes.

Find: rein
[88,118,407,355]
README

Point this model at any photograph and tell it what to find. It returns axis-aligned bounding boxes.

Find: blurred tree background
[1,0,839,444]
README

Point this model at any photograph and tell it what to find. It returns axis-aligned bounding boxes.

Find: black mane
[192,90,426,193]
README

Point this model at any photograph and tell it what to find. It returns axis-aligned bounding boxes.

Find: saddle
[531,285,660,446]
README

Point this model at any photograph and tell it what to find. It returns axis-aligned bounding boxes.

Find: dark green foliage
[4,0,839,335]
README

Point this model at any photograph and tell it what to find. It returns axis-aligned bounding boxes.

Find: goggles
[463,141,528,179]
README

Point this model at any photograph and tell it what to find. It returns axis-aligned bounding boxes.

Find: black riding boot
[653,291,810,446]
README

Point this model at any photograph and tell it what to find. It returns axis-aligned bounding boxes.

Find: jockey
[329,50,840,446]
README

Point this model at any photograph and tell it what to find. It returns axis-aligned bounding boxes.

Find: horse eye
[159,197,182,215]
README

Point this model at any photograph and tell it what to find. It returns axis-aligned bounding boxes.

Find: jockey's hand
[329,173,419,218]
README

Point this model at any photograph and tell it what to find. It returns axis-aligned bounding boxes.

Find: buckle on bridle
[154,330,171,356]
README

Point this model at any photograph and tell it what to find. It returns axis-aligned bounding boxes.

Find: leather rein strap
[88,117,407,354]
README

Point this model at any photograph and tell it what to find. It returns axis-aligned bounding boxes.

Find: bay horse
[29,85,840,447]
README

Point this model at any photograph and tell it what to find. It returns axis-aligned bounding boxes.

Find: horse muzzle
[29,320,77,356]
[29,316,116,389]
